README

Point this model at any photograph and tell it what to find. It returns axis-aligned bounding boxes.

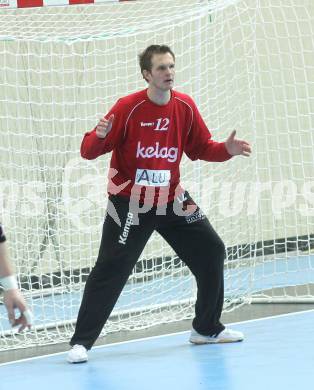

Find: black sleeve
[0,223,6,243]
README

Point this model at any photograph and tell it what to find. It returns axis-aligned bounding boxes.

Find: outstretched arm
[184,96,251,162]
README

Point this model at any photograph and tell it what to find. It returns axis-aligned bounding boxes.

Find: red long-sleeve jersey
[81,89,232,205]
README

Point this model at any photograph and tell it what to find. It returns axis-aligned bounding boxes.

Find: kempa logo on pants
[119,212,133,245]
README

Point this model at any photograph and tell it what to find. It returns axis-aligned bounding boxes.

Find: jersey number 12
[154,118,170,131]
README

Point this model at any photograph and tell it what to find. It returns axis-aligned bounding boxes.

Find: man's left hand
[225,130,251,157]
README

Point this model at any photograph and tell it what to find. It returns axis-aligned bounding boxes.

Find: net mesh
[0,0,313,350]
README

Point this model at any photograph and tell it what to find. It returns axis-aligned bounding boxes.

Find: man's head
[139,45,175,90]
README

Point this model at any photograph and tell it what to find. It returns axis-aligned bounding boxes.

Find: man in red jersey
[67,45,251,363]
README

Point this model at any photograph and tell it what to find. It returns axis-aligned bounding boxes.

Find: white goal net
[0,0,313,350]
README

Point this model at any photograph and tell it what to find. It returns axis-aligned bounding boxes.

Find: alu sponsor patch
[135,169,171,187]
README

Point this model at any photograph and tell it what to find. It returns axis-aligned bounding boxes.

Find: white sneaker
[67,344,88,363]
[189,328,244,344]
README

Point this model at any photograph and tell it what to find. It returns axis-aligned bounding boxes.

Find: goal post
[0,0,314,350]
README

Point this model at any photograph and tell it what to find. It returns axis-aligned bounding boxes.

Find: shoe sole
[67,358,88,364]
[189,338,243,344]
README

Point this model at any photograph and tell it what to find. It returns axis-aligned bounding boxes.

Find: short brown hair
[139,45,175,81]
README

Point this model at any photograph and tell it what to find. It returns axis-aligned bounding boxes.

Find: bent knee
[211,237,226,260]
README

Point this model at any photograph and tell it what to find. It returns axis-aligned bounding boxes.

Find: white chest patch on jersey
[136,141,178,163]
[135,169,171,187]
[140,122,154,127]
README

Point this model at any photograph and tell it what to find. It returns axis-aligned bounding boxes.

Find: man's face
[144,52,175,91]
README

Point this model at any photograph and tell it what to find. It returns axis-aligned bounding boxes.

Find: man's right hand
[95,114,114,138]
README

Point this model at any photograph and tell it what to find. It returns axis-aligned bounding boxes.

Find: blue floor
[1,310,314,390]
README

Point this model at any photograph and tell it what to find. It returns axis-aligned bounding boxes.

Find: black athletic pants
[70,192,225,349]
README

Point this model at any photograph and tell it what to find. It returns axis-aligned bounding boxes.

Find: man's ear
[142,70,150,83]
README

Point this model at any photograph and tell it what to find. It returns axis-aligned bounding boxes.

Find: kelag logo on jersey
[136,142,178,162]
[135,169,171,187]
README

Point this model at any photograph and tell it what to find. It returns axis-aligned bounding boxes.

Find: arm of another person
[0,228,33,332]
